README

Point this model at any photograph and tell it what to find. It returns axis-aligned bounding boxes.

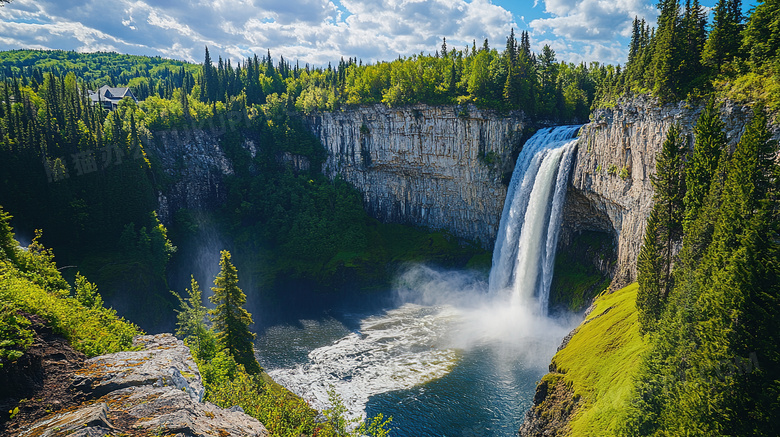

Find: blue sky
[0,0,756,67]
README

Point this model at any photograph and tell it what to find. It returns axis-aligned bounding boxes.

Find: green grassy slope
[550,283,647,436]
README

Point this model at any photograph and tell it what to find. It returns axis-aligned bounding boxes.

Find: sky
[0,0,754,68]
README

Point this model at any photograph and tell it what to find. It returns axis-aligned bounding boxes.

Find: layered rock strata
[305,104,525,248]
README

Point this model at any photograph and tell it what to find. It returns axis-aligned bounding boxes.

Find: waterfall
[488,125,580,315]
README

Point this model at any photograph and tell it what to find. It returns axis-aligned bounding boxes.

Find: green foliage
[550,283,648,436]
[0,210,142,359]
[74,272,103,308]
[0,49,200,100]
[636,211,665,332]
[0,302,33,367]
[683,98,725,232]
[636,124,687,331]
[600,0,780,106]
[209,250,261,374]
[0,207,17,263]
[624,105,780,435]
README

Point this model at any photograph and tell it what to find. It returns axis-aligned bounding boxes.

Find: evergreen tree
[701,0,744,74]
[683,98,725,232]
[173,275,217,361]
[0,206,18,262]
[636,123,687,330]
[652,0,681,101]
[209,250,261,374]
[741,0,780,71]
[636,210,665,331]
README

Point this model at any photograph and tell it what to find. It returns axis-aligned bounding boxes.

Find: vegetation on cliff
[0,57,487,330]
[599,0,780,109]
[0,206,142,366]
[173,251,392,437]
[630,102,779,434]
[523,283,647,436]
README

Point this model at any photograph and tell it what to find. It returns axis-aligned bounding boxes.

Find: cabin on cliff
[88,85,137,110]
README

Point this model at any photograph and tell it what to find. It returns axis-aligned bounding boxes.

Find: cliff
[151,129,237,225]
[305,104,526,248]
[567,96,757,287]
[3,328,269,437]
[148,99,768,283]
[522,97,780,436]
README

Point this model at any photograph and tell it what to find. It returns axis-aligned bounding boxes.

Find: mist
[393,264,580,369]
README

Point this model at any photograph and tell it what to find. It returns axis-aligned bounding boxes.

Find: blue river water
[253,271,577,437]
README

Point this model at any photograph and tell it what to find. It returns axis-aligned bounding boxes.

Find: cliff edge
[2,327,268,437]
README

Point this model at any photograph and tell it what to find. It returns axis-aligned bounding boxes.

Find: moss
[551,283,647,436]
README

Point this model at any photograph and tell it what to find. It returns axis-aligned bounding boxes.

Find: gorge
[257,125,583,435]
[148,97,777,435]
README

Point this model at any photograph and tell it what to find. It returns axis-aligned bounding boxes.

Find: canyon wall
[304,104,526,248]
[149,99,773,283]
[567,96,757,287]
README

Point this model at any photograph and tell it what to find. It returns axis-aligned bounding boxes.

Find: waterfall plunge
[265,126,583,433]
[488,125,580,316]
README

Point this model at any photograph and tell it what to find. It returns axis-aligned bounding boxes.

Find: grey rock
[30,333,269,437]
[73,333,205,402]
[150,129,234,225]
[21,402,113,437]
[305,104,526,248]
[570,96,774,287]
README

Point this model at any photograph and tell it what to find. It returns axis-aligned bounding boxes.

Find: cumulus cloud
[529,0,658,64]
[0,0,658,66]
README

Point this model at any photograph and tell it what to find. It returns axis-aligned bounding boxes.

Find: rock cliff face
[567,96,757,286]
[305,104,526,248]
[151,129,236,225]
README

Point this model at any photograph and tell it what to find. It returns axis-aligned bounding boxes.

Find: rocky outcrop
[518,374,578,437]
[568,96,760,286]
[151,129,236,225]
[305,104,525,248]
[6,332,269,437]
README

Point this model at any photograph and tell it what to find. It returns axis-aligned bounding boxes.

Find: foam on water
[263,126,583,428]
[268,303,463,422]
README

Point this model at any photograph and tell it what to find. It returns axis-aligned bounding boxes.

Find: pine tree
[636,123,687,331]
[652,0,681,101]
[683,98,725,232]
[209,250,261,374]
[0,206,18,262]
[741,0,780,71]
[173,275,216,361]
[685,104,780,435]
[701,0,744,74]
[637,210,665,331]
[652,123,687,287]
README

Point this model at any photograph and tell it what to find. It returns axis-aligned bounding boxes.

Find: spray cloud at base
[265,126,585,429]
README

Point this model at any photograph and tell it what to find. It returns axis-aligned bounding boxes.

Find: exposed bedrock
[305,104,526,249]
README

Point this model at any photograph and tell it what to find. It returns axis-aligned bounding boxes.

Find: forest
[0,0,779,434]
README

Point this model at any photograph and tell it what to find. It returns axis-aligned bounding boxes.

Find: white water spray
[264,126,582,426]
[488,125,580,315]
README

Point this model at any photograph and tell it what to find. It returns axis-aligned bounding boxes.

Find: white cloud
[529,0,658,64]
[0,0,659,66]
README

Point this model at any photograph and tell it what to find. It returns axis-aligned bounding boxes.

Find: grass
[550,283,647,436]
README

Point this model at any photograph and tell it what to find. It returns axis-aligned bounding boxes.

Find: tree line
[195,30,609,122]
[633,99,779,434]
[0,49,200,101]
[600,0,780,107]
